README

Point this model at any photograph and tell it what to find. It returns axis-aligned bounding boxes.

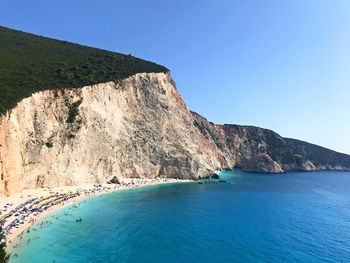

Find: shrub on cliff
[0,26,168,115]
[67,100,83,123]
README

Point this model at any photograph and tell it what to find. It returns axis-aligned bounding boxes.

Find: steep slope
[191,113,350,173]
[220,124,350,172]
[0,73,230,195]
[0,26,168,114]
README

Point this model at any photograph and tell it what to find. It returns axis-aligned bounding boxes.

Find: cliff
[191,114,350,173]
[219,124,350,173]
[1,72,350,196]
[0,73,228,195]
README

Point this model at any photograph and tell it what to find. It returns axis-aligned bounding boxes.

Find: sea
[9,170,350,263]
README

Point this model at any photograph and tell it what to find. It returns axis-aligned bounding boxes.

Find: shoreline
[1,178,192,245]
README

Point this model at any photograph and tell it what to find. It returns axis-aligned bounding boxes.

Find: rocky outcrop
[190,117,350,173]
[0,72,350,195]
[243,153,284,174]
[221,124,350,173]
[108,176,120,184]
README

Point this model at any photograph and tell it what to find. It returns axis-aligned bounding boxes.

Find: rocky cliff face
[191,114,350,173]
[1,72,350,195]
[0,73,230,195]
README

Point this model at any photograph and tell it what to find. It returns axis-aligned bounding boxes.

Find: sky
[1,0,350,154]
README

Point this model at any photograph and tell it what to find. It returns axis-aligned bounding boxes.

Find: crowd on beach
[0,184,121,244]
[0,178,189,260]
[1,193,78,235]
[0,178,188,244]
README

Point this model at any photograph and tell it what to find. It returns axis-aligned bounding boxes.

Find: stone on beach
[108,176,121,184]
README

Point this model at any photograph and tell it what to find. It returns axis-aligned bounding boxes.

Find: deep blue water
[9,170,350,263]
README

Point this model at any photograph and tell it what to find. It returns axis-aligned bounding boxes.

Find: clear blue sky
[1,0,350,154]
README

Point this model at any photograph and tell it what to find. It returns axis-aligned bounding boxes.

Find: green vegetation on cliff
[0,26,168,114]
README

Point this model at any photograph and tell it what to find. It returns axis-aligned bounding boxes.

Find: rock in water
[211,173,220,179]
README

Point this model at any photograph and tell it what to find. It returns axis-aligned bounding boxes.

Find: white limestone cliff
[0,72,231,195]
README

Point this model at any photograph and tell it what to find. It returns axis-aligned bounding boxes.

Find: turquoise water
[9,170,350,263]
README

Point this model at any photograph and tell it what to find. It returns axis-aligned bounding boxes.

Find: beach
[0,178,191,244]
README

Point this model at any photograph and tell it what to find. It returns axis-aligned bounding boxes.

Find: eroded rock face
[1,72,350,195]
[190,118,350,174]
[0,73,230,195]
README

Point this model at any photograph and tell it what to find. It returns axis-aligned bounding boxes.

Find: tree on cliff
[0,227,10,263]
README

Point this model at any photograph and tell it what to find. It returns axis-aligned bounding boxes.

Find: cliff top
[0,26,168,114]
